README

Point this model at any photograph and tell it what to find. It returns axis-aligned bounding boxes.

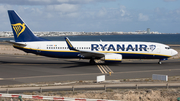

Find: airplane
[6,10,178,64]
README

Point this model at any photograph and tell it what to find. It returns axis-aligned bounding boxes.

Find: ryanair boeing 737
[6,10,178,64]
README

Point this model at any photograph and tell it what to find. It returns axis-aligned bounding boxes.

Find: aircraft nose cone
[172,49,178,56]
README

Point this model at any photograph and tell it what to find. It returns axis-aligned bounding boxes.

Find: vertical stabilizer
[8,10,48,42]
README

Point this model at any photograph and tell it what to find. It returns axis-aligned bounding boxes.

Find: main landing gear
[89,58,95,64]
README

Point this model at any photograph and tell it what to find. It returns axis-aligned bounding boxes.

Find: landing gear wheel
[158,61,162,65]
[89,59,95,64]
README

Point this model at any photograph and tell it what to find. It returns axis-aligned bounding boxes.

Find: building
[147,28,150,34]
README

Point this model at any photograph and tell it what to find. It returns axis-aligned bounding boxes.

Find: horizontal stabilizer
[4,40,26,46]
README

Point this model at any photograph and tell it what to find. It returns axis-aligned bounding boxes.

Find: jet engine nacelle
[104,54,122,63]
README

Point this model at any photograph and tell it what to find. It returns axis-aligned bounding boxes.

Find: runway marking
[114,68,180,74]
[97,65,104,74]
[1,68,180,81]
[105,65,114,73]
[100,65,107,73]
[0,78,4,80]
[96,60,114,74]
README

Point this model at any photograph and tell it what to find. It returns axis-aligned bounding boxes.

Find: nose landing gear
[158,60,162,65]
[158,58,168,64]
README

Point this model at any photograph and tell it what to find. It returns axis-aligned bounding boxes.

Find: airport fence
[0,82,180,94]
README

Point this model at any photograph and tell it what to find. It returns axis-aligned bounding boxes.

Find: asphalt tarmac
[0,54,180,85]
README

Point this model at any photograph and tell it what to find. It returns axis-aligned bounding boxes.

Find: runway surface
[0,54,180,85]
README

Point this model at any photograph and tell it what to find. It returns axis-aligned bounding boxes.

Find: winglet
[65,37,77,50]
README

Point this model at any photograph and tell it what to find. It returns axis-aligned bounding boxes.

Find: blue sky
[0,0,180,33]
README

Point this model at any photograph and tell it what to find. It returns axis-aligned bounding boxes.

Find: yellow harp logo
[11,23,26,37]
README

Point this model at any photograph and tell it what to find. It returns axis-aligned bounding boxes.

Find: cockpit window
[165,47,171,49]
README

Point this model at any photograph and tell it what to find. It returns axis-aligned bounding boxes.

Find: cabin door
[37,44,41,54]
[157,45,161,53]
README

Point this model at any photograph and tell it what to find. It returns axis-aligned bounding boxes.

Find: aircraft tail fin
[8,10,48,42]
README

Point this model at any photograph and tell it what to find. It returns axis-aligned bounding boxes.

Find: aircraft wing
[65,37,104,58]
[77,50,104,58]
[4,40,26,46]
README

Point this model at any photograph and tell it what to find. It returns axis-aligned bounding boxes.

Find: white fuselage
[14,41,178,59]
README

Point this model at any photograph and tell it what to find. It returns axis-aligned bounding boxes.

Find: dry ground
[1,88,180,101]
